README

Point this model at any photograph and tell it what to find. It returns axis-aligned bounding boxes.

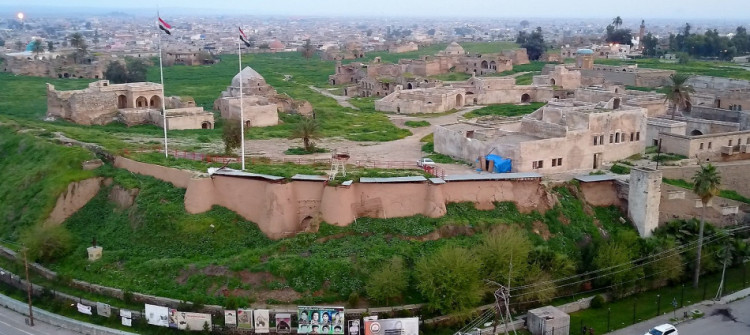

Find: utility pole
[22,248,34,326]
[488,281,517,335]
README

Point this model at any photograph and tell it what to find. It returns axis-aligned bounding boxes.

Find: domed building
[440,42,466,56]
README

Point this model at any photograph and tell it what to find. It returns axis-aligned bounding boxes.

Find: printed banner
[237,309,253,329]
[77,303,92,315]
[298,306,345,334]
[95,302,111,317]
[348,319,361,335]
[254,309,270,334]
[225,310,237,326]
[364,317,419,335]
[121,310,132,327]
[169,308,178,328]
[276,313,292,333]
[176,311,213,331]
[145,304,170,327]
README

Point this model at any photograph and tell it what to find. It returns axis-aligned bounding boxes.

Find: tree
[606,25,634,45]
[516,27,545,61]
[691,163,721,288]
[31,39,44,56]
[19,224,73,263]
[593,240,644,297]
[301,39,315,60]
[520,20,530,29]
[642,33,659,57]
[365,256,408,305]
[415,246,482,313]
[290,117,321,152]
[104,61,129,84]
[69,32,87,64]
[612,16,623,29]
[125,58,148,82]
[664,73,694,120]
[222,120,242,155]
[475,226,532,286]
[643,237,684,287]
[47,40,54,52]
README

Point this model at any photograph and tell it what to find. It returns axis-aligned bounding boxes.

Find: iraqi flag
[239,27,251,47]
[158,17,172,35]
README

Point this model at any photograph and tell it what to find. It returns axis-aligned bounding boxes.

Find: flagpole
[238,36,245,170]
[158,13,168,158]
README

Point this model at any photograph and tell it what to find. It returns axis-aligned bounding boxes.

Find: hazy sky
[4,0,750,20]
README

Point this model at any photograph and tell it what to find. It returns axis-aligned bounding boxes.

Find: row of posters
[364,317,419,335]
[298,306,346,334]
[145,304,213,331]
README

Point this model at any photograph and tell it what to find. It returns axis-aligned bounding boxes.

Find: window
[557,158,562,166]
[600,135,604,144]
[708,142,712,149]
[636,132,641,141]
[552,159,557,167]
[729,140,733,146]
[700,143,704,150]
[747,138,750,144]
[610,134,614,143]
[532,160,544,169]
[630,133,635,141]
[594,136,598,145]
[615,133,620,143]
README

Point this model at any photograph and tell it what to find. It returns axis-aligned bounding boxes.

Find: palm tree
[692,163,721,288]
[290,117,321,152]
[612,16,623,29]
[664,73,695,120]
[69,32,87,64]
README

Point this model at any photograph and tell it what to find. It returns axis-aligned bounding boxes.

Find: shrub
[590,294,606,309]
[366,256,408,305]
[416,246,482,314]
[610,164,631,175]
[19,224,73,263]
[284,147,329,155]
[404,120,430,128]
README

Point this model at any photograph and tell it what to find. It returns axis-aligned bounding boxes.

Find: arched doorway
[490,61,496,70]
[521,93,531,103]
[407,83,413,89]
[550,78,556,86]
[613,98,621,109]
[481,60,488,69]
[332,79,336,85]
[136,96,147,108]
[455,94,463,107]
[245,120,252,128]
[117,95,127,108]
[691,129,703,136]
[150,95,161,108]
[202,121,212,129]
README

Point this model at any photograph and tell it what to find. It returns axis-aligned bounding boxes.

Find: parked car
[645,324,678,335]
[417,158,436,167]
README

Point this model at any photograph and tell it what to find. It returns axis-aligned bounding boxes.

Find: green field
[595,58,750,81]
[463,102,545,119]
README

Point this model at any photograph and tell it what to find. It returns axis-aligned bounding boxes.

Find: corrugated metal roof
[443,172,542,182]
[210,168,285,181]
[429,178,446,184]
[574,174,618,183]
[360,176,428,183]
[291,174,329,181]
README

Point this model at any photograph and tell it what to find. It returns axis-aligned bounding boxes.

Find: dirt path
[308,86,359,110]
[243,105,482,169]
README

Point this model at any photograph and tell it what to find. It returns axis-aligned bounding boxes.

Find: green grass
[492,61,549,76]
[651,153,688,162]
[463,102,545,119]
[404,120,431,128]
[610,164,631,175]
[663,178,750,205]
[595,58,750,81]
[421,139,460,164]
[571,264,750,335]
[359,42,519,65]
[513,72,539,85]
[284,147,330,155]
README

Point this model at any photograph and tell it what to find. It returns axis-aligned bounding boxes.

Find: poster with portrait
[254,309,270,333]
[225,310,237,326]
[120,309,132,327]
[237,309,253,329]
[348,319,361,335]
[145,304,169,327]
[96,302,111,317]
[169,308,178,328]
[276,313,292,333]
[364,317,419,335]
[298,306,345,334]
[176,311,213,331]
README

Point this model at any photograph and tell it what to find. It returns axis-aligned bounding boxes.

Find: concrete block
[667,190,685,200]
[721,206,739,215]
[695,199,713,208]
[87,246,102,261]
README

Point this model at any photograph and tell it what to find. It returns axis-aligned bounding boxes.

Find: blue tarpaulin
[485,154,512,173]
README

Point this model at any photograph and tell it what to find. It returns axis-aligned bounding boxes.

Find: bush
[365,257,408,305]
[404,120,430,128]
[416,246,482,314]
[610,164,631,175]
[19,224,73,263]
[284,147,329,155]
[590,294,606,309]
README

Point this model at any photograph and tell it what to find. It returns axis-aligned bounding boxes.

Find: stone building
[532,65,582,90]
[47,80,214,129]
[375,86,465,114]
[214,66,312,127]
[163,47,214,66]
[388,42,419,53]
[2,51,109,79]
[544,53,674,88]
[434,99,647,173]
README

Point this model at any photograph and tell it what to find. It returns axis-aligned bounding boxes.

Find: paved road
[0,307,80,335]
[607,295,750,335]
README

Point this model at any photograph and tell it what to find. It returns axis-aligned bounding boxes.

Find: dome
[231,66,264,87]
[577,48,594,55]
[444,42,465,54]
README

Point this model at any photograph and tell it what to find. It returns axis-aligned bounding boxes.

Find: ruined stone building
[375,87,466,114]
[388,42,419,53]
[214,66,312,127]
[2,51,109,79]
[47,80,214,129]
[546,50,674,88]
[434,99,647,172]
[163,46,214,66]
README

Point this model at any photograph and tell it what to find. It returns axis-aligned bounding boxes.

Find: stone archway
[691,129,703,136]
[407,83,413,89]
[117,95,127,108]
[550,78,556,86]
[521,93,531,103]
[136,96,147,108]
[202,121,212,129]
[245,120,252,128]
[481,60,488,69]
[150,95,161,108]
[490,61,496,70]
[455,94,464,107]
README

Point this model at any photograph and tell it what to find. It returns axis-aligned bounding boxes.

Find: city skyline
[2,0,750,20]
